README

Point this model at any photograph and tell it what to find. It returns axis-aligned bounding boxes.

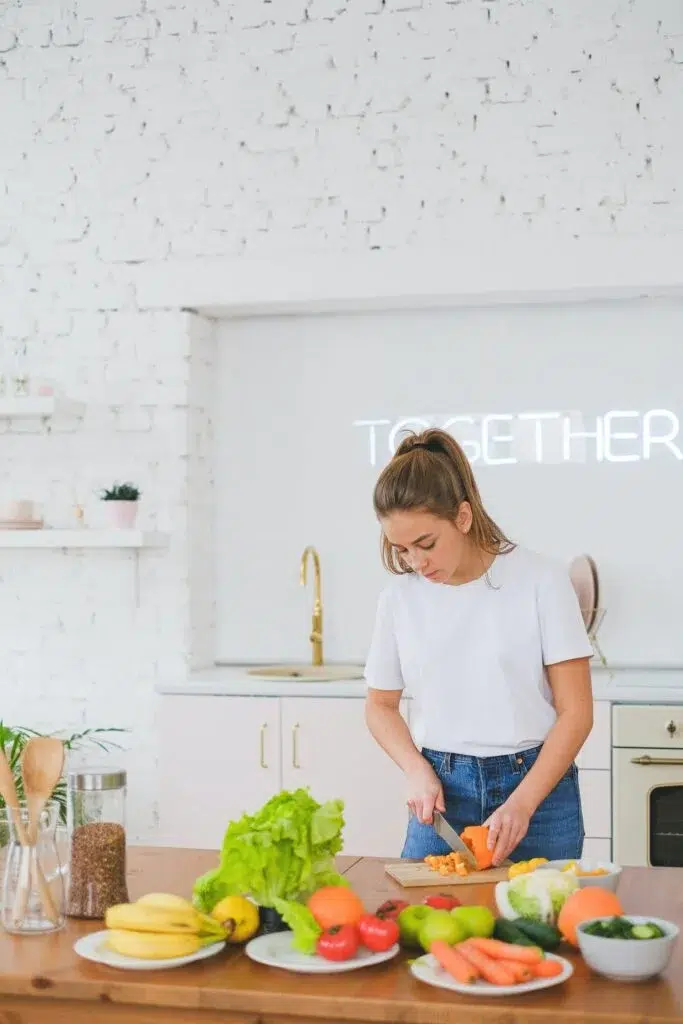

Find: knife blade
[432,812,478,868]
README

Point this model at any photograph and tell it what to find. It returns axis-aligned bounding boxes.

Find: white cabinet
[582,837,612,860]
[157,693,615,859]
[281,698,409,858]
[158,694,409,857]
[575,700,612,857]
[578,769,611,839]
[576,700,611,770]
[158,696,281,850]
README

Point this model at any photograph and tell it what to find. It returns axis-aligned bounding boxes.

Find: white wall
[1,0,681,838]
[214,297,683,669]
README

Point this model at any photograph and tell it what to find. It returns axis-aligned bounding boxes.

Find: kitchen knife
[432,812,478,868]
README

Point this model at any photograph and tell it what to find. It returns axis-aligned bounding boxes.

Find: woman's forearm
[513,707,593,814]
[365,700,426,775]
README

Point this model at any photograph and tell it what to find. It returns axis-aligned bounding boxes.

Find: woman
[364,427,593,867]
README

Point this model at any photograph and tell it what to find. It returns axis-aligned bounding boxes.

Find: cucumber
[511,918,562,951]
[493,919,539,947]
[632,923,663,940]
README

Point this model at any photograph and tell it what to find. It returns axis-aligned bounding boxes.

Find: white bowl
[538,859,622,892]
[577,916,678,982]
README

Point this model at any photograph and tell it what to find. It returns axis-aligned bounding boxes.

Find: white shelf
[0,397,85,419]
[0,530,167,549]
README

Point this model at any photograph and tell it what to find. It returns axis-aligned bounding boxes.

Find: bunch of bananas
[105,892,227,960]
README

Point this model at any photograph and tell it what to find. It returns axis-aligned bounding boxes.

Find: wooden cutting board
[385,860,511,888]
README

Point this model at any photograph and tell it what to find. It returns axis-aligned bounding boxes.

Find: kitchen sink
[246,664,365,682]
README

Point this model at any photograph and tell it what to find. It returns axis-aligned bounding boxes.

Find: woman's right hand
[406,760,446,824]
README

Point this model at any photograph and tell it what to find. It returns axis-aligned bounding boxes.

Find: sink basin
[246,664,365,682]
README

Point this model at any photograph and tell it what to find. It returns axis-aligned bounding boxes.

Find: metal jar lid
[67,768,127,791]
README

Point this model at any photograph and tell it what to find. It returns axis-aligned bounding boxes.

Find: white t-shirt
[364,546,593,757]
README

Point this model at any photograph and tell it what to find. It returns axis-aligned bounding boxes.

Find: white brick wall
[0,0,681,841]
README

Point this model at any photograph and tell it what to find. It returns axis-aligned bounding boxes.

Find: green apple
[418,909,468,952]
[450,905,496,939]
[397,904,433,947]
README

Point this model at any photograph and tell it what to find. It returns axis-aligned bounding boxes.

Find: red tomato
[316,924,359,962]
[422,894,461,911]
[357,914,400,952]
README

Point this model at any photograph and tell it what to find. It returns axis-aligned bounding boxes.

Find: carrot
[430,940,479,985]
[498,959,533,984]
[532,958,564,978]
[456,942,517,986]
[467,936,543,965]
[460,825,494,870]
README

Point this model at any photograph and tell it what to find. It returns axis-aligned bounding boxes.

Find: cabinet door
[576,701,611,770]
[281,698,409,859]
[582,837,612,860]
[578,768,611,839]
[158,696,281,850]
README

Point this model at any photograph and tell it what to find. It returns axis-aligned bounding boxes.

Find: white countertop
[157,664,683,703]
[158,664,369,698]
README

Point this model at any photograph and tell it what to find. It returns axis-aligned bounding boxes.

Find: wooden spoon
[14,737,65,925]
[21,737,65,845]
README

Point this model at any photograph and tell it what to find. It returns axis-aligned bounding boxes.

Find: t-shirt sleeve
[538,561,595,666]
[364,586,405,691]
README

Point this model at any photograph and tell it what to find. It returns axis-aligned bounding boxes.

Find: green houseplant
[0,723,126,832]
[99,481,141,529]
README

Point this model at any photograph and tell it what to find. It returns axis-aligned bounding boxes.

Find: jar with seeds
[66,768,129,919]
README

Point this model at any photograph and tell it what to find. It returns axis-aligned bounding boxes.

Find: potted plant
[0,723,126,843]
[99,482,141,529]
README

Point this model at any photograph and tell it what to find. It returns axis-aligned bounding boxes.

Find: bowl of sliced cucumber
[577,915,679,982]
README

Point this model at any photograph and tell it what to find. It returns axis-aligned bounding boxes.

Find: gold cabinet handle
[259,723,268,769]
[631,755,683,766]
[292,723,301,769]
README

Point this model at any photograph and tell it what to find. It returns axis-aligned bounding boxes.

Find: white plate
[411,951,573,996]
[73,930,226,971]
[245,931,400,974]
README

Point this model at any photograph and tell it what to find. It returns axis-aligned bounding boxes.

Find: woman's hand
[406,760,445,824]
[484,795,532,866]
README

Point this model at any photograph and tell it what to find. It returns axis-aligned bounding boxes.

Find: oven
[613,704,683,867]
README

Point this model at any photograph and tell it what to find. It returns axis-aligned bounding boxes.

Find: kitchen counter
[6,845,683,1023]
[157,664,683,702]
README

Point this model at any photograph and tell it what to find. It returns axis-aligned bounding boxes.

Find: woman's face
[381,506,473,583]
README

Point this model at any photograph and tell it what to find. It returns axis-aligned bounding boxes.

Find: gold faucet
[300,546,323,667]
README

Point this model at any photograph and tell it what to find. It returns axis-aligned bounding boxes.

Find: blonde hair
[373,428,515,575]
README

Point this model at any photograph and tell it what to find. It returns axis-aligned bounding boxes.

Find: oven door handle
[631,755,683,766]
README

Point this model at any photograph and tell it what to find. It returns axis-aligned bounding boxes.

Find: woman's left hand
[484,796,532,866]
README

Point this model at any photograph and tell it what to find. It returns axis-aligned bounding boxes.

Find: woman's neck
[447,545,498,586]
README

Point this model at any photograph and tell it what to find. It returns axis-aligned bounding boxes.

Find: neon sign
[353,410,683,467]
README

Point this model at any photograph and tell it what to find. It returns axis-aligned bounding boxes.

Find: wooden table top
[1,845,682,1024]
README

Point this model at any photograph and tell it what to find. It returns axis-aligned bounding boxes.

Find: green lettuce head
[192,788,347,913]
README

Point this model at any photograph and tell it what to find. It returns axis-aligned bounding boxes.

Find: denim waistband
[422,743,543,775]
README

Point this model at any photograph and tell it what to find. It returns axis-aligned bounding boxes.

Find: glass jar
[66,767,129,919]
[1,801,68,934]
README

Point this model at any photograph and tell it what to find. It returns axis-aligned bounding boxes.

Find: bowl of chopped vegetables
[577,915,679,982]
[540,859,622,892]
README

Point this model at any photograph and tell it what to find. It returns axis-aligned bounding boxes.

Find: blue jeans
[402,744,584,861]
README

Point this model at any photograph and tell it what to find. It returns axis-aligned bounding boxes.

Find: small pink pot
[105,500,139,529]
